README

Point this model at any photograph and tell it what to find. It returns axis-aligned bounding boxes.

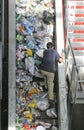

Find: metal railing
[66,38,84,103]
[68,38,83,91]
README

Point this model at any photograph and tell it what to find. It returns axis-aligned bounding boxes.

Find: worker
[39,42,65,105]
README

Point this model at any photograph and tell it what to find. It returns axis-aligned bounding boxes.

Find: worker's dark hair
[47,42,53,49]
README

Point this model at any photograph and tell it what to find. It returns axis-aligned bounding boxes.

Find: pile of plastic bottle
[16,0,57,130]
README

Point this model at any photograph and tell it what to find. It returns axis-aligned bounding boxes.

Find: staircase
[65,0,84,104]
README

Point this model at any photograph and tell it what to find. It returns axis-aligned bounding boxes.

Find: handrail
[68,39,76,66]
[67,38,82,91]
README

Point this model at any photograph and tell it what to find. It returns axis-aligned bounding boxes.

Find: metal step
[76,80,84,83]
[76,91,84,98]
[74,98,84,104]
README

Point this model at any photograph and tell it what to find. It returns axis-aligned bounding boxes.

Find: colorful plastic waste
[15,0,57,129]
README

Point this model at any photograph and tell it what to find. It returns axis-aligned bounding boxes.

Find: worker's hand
[61,52,65,60]
[58,52,65,63]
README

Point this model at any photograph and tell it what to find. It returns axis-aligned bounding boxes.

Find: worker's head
[47,42,53,49]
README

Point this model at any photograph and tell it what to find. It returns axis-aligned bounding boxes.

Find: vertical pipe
[0,0,2,99]
[8,0,16,130]
[0,0,3,129]
[0,44,2,99]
